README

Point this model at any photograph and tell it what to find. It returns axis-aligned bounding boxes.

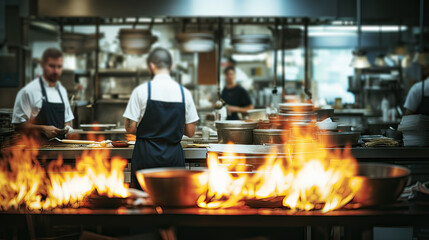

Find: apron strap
[39,77,65,104]
[179,84,185,103]
[148,81,151,100]
[39,77,49,101]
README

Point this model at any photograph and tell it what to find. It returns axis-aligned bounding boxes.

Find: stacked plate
[231,34,272,54]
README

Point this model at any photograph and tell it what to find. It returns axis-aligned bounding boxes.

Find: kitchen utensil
[135,168,208,207]
[253,129,290,145]
[352,163,411,206]
[48,137,97,144]
[215,120,258,144]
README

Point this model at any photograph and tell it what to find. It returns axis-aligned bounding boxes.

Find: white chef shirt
[12,77,74,124]
[404,77,429,112]
[123,73,199,124]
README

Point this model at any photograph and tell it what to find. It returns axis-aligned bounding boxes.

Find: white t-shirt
[12,77,74,124]
[123,73,199,124]
[404,78,429,112]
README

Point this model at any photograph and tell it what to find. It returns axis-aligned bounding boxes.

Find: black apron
[34,77,65,134]
[417,80,429,116]
[130,81,186,189]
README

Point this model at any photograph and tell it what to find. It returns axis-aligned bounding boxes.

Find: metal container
[119,29,157,54]
[61,32,86,54]
[215,120,258,144]
[352,163,410,206]
[317,131,360,147]
[253,129,290,145]
[246,109,267,121]
[176,32,214,52]
[135,168,208,207]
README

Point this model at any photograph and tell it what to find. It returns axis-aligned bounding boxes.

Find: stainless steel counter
[34,145,429,161]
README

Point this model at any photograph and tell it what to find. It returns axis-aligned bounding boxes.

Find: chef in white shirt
[12,48,74,139]
[123,47,199,189]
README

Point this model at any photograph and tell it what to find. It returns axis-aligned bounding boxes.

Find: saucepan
[136,168,208,207]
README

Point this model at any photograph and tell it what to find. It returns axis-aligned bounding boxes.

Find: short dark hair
[223,66,235,75]
[146,47,172,70]
[227,56,236,65]
[42,48,63,63]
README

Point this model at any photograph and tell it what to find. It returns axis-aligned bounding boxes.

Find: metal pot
[61,32,86,55]
[317,131,360,147]
[352,163,411,206]
[176,32,214,52]
[135,168,208,207]
[118,29,157,54]
[253,129,290,145]
[215,120,258,144]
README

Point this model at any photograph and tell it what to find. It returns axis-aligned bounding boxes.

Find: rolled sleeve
[123,88,143,123]
[404,84,421,112]
[12,90,31,124]
[184,89,199,124]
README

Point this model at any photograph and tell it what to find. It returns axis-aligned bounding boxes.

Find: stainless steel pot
[119,29,157,54]
[215,121,258,144]
[352,163,411,206]
[253,129,290,145]
[317,131,360,147]
[135,168,208,207]
[176,32,214,52]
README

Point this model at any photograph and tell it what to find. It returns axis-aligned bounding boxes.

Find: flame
[198,124,361,212]
[0,135,129,210]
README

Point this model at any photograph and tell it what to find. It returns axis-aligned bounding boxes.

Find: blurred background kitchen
[0,0,428,141]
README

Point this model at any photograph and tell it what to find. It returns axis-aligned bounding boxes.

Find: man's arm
[14,122,61,139]
[184,122,197,138]
[227,104,254,114]
[125,118,138,134]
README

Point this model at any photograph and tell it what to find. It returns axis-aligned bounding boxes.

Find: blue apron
[34,77,65,135]
[131,81,186,189]
[417,80,429,116]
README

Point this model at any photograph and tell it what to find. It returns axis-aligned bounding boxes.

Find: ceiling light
[351,50,371,69]
[374,54,387,67]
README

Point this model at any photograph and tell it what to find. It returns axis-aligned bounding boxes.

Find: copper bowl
[352,163,411,207]
[136,168,208,207]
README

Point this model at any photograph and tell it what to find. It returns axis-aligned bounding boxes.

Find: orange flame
[0,136,129,210]
[198,125,361,212]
